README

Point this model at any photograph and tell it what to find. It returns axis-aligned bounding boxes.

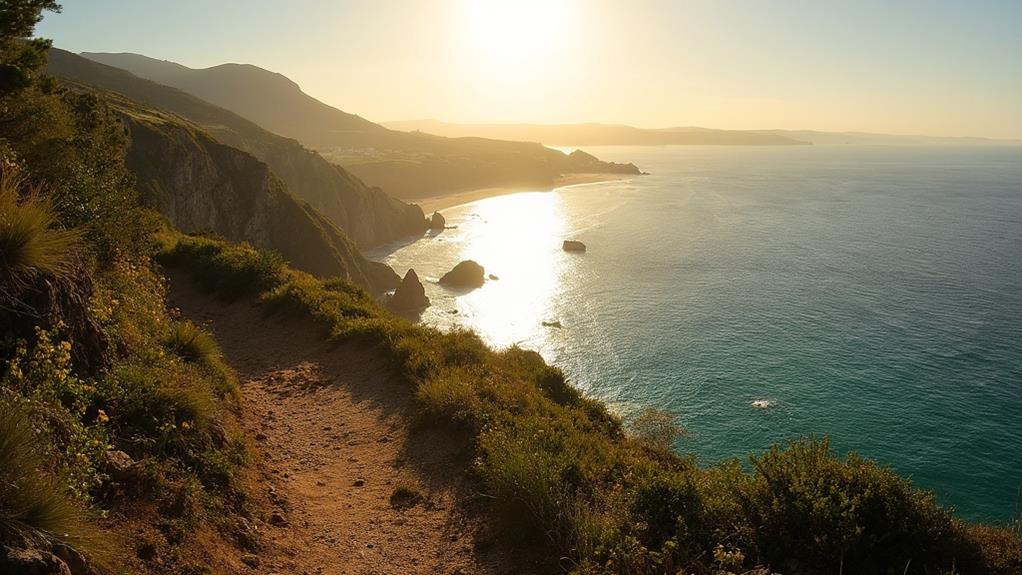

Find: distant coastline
[410,172,632,214]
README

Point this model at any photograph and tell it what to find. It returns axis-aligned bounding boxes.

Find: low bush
[0,398,107,565]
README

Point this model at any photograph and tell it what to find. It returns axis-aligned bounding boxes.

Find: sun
[463,0,573,66]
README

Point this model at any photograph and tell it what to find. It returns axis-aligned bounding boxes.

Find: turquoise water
[372,145,1022,522]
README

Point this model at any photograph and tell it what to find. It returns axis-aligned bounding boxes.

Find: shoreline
[407,173,631,214]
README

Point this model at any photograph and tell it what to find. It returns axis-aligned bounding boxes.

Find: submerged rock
[387,269,430,311]
[562,240,587,252]
[439,260,485,288]
[430,211,446,230]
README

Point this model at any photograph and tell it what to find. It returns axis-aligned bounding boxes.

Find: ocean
[369,145,1022,522]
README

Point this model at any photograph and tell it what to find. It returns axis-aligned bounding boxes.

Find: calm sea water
[370,145,1022,522]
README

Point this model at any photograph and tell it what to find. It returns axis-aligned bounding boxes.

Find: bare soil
[167,271,543,575]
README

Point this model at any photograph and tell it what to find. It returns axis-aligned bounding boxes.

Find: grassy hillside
[1,10,254,573]
[46,49,427,249]
[161,233,1022,575]
[79,52,643,200]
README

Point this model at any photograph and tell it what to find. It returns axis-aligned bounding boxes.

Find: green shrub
[158,235,284,300]
[163,320,238,401]
[0,162,79,294]
[739,438,966,573]
[0,399,106,561]
[628,408,687,452]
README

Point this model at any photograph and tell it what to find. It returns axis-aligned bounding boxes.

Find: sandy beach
[407,173,631,214]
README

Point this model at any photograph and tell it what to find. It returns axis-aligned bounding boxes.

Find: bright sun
[463,0,573,66]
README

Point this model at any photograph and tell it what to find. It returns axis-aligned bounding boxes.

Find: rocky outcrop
[119,106,398,293]
[565,149,641,175]
[1,546,72,575]
[387,269,430,312]
[562,240,587,252]
[430,211,446,230]
[439,261,485,289]
[46,49,428,248]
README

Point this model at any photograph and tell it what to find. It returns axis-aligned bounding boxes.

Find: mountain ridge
[79,51,643,199]
[47,49,428,248]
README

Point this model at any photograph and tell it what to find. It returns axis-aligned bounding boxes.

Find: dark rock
[241,553,260,568]
[562,240,586,252]
[439,260,485,288]
[1,547,72,575]
[488,274,499,280]
[387,269,430,311]
[51,544,93,575]
[542,320,563,328]
[103,450,137,483]
[269,512,288,527]
[430,211,446,230]
[353,478,366,487]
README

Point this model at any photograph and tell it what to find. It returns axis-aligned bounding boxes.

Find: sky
[37,0,1022,138]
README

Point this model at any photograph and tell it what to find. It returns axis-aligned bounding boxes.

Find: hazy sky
[38,0,1022,138]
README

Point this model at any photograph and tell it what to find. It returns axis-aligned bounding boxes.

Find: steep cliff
[86,87,398,292]
[46,48,427,248]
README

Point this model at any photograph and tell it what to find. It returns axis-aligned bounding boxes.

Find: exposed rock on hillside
[439,261,485,288]
[46,48,427,248]
[117,102,398,292]
[562,240,587,252]
[388,269,430,312]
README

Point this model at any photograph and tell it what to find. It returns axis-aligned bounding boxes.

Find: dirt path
[167,271,533,575]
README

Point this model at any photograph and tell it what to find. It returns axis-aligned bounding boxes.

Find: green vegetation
[3,3,1020,574]
[2,4,249,573]
[161,232,1022,574]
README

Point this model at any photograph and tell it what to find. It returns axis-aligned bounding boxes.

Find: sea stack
[430,211,446,230]
[562,240,587,252]
[388,269,430,311]
[439,260,485,288]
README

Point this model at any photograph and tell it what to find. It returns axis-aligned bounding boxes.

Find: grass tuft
[0,162,80,294]
[0,399,109,565]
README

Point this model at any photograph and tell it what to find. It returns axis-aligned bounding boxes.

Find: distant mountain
[385,120,1022,147]
[752,129,1022,146]
[79,52,641,199]
[47,49,426,248]
[383,120,810,146]
[82,52,384,143]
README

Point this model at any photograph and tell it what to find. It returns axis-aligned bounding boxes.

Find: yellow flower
[180,421,192,430]
[96,409,109,423]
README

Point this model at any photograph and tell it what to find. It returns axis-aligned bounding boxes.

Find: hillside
[384,120,1022,147]
[80,52,642,199]
[74,82,398,292]
[384,120,810,146]
[47,49,427,248]
[4,7,1021,574]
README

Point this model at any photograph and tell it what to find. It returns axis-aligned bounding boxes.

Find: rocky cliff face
[46,48,427,249]
[121,109,398,292]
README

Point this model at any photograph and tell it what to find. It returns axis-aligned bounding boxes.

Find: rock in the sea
[387,269,430,311]
[562,240,587,252]
[430,211,446,230]
[439,260,485,288]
